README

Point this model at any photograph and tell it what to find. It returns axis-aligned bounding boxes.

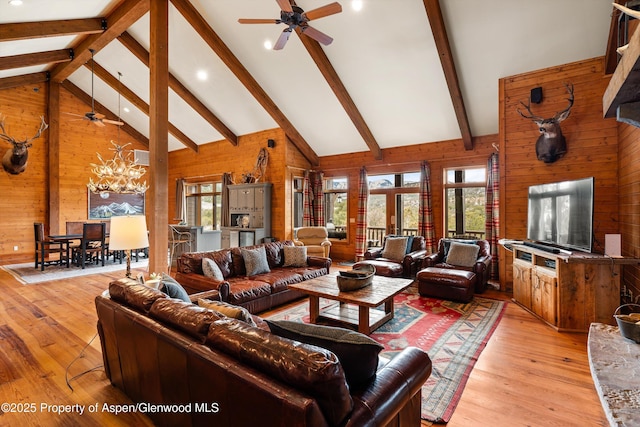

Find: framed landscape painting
[88,190,145,220]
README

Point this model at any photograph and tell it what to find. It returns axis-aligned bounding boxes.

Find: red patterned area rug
[265,285,507,423]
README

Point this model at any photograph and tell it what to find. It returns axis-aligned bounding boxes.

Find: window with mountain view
[444,167,486,238]
[185,182,222,230]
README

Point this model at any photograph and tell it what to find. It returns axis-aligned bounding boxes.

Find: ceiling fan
[66,49,124,127]
[238,0,342,50]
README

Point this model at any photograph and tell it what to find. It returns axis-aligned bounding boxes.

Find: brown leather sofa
[355,235,427,278]
[96,278,433,427]
[421,238,492,293]
[176,240,331,313]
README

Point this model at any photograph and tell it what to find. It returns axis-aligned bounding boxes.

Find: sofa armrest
[320,240,331,247]
[306,256,332,270]
[474,254,491,272]
[422,252,442,268]
[346,347,432,427]
[403,249,428,277]
[364,247,383,259]
[174,272,230,301]
[293,240,304,247]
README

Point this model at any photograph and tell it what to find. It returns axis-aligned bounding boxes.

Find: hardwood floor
[0,262,607,426]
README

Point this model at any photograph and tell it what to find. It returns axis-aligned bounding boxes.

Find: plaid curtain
[302,171,313,226]
[221,173,232,227]
[486,153,500,279]
[418,161,436,253]
[313,171,324,226]
[174,178,185,222]
[355,167,368,259]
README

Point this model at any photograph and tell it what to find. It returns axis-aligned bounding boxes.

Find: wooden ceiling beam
[0,49,73,71]
[171,0,319,166]
[87,60,198,152]
[296,28,382,160]
[49,0,150,83]
[0,71,49,90]
[605,0,626,75]
[0,18,105,42]
[423,0,473,150]
[60,80,149,147]
[118,31,238,146]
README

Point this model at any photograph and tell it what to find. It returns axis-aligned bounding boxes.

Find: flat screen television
[527,177,594,253]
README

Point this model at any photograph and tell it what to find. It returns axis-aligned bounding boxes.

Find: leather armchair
[422,238,492,293]
[293,226,331,257]
[357,235,426,278]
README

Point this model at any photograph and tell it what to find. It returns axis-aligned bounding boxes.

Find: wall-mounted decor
[516,83,574,164]
[88,190,145,220]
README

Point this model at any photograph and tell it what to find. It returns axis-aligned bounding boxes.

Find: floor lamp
[109,215,149,278]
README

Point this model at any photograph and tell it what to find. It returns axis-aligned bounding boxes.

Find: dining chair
[34,223,69,271]
[168,225,192,273]
[74,222,106,269]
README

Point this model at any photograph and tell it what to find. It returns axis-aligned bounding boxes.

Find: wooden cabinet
[222,183,271,248]
[512,244,637,332]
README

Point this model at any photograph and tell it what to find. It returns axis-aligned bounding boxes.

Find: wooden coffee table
[288,273,413,334]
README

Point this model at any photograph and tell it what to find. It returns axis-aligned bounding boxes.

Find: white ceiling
[0,0,613,156]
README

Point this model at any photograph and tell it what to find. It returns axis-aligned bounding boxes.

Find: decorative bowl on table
[337,264,375,292]
[614,304,640,344]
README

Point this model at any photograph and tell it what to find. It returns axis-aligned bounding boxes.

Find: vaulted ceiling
[0,0,614,165]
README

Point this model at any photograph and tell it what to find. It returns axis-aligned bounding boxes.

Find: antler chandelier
[87,141,148,194]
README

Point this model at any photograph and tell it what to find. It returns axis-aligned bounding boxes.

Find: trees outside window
[444,167,486,238]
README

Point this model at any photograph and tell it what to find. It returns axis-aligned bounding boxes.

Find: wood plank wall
[499,57,619,290]
[0,83,147,262]
[618,122,640,303]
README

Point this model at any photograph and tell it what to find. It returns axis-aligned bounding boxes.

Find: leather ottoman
[417,267,477,303]
[353,260,404,278]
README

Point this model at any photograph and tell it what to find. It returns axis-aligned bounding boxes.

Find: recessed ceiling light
[351,0,363,12]
[196,70,208,81]
[123,107,130,113]
[9,0,23,5]
[264,40,273,50]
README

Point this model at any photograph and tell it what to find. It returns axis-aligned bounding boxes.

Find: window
[185,182,222,230]
[324,177,347,239]
[366,172,420,244]
[444,167,486,239]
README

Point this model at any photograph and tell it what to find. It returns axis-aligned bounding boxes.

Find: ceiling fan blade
[93,120,106,127]
[64,112,86,118]
[300,25,333,45]
[303,2,342,21]
[276,0,293,13]
[238,18,280,24]
[93,112,106,119]
[102,119,124,126]
[273,29,292,50]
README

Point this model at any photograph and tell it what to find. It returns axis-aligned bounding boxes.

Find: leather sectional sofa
[96,278,433,427]
[175,240,331,313]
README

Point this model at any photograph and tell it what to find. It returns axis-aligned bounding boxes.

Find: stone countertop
[588,323,640,427]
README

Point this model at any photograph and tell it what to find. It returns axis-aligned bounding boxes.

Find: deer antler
[516,100,544,122]
[553,83,574,122]
[26,116,48,144]
[0,114,48,145]
[0,114,15,144]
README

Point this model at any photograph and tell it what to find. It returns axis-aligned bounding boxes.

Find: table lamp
[109,215,149,278]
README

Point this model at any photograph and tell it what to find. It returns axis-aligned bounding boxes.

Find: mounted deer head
[0,114,48,175]
[517,83,574,164]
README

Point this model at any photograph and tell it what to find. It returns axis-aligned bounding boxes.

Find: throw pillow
[283,245,307,267]
[381,236,409,262]
[198,298,257,327]
[241,246,270,276]
[202,258,224,281]
[405,235,415,254]
[159,273,191,303]
[445,241,480,267]
[266,320,384,387]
